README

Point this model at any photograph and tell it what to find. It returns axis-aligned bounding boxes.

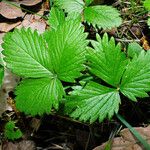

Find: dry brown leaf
[0,21,21,32]
[0,70,20,116]
[19,0,42,6]
[93,126,150,150]
[17,14,46,33]
[140,36,150,50]
[0,2,25,19]
[2,140,35,150]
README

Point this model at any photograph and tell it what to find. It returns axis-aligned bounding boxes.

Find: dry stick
[2,0,48,20]
[115,38,140,43]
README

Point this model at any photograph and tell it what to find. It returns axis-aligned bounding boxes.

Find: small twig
[115,38,140,43]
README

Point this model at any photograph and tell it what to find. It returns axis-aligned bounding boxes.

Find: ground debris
[93,126,150,150]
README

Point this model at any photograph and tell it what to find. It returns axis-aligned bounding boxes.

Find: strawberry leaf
[66,81,120,123]
[4,121,22,140]
[44,20,88,82]
[127,42,144,58]
[87,33,128,87]
[2,28,53,78]
[84,5,122,29]
[48,7,65,30]
[54,0,84,14]
[120,51,150,101]
[16,78,64,115]
[144,0,150,10]
[85,0,93,6]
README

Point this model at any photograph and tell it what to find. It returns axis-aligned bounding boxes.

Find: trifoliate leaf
[144,0,150,10]
[48,7,65,30]
[84,5,122,29]
[15,78,64,115]
[0,64,4,88]
[4,121,22,140]
[120,51,150,101]
[2,28,53,78]
[85,0,93,6]
[44,20,88,82]
[128,42,144,58]
[87,33,128,87]
[54,0,84,14]
[66,81,120,123]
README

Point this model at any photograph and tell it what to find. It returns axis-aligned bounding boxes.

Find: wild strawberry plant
[53,0,122,29]
[1,3,150,124]
[4,121,22,140]
[144,0,150,27]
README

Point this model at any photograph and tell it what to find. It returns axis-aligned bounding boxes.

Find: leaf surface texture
[66,82,120,123]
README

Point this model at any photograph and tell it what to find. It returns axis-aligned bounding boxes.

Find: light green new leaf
[84,5,122,29]
[15,78,64,115]
[48,7,65,30]
[120,51,150,101]
[2,28,53,78]
[44,20,88,82]
[66,82,120,123]
[87,34,127,87]
[54,0,84,14]
[144,0,150,10]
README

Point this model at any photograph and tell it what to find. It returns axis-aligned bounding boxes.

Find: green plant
[53,0,122,29]
[4,121,23,140]
[144,0,150,10]
[2,17,88,115]
[143,0,150,27]
[65,34,150,123]
[1,4,150,125]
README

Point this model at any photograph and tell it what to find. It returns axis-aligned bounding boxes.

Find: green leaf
[4,121,23,140]
[54,0,84,14]
[2,28,53,78]
[120,51,150,101]
[87,33,127,87]
[84,5,122,29]
[85,0,93,6]
[66,12,82,22]
[66,81,120,123]
[127,42,144,58]
[144,0,150,10]
[44,20,88,82]
[15,78,64,115]
[48,7,65,30]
